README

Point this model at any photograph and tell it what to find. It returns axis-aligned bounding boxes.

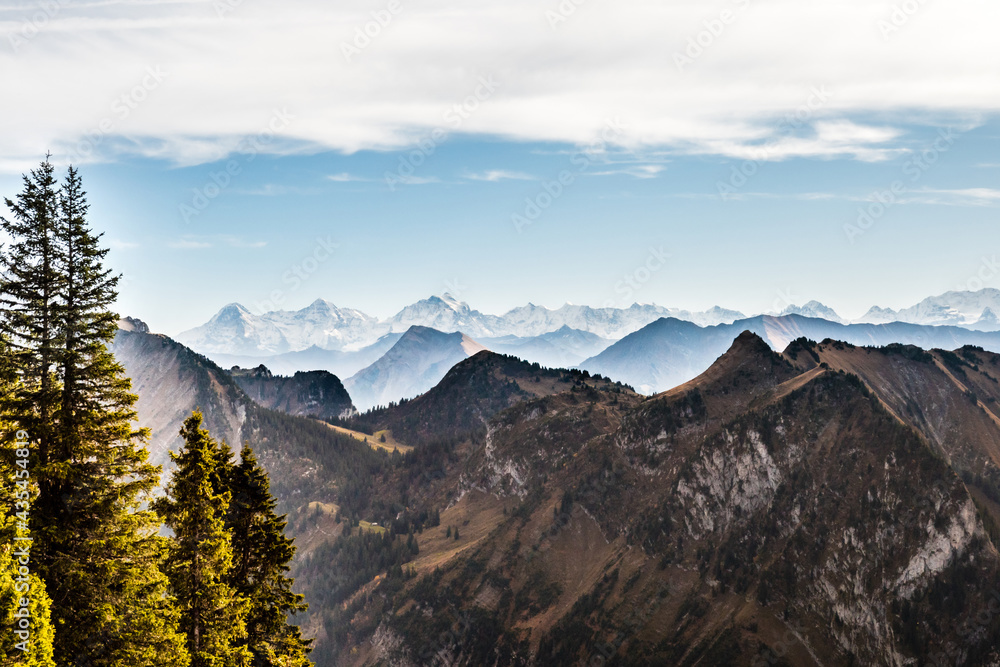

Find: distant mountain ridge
[855,288,1000,328]
[345,326,488,412]
[176,294,747,357]
[580,313,1000,394]
[177,290,1000,365]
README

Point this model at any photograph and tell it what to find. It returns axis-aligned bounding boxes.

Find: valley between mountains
[114,310,1000,666]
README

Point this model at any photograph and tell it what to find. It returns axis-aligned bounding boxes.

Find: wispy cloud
[463,169,533,182]
[109,238,140,250]
[392,175,440,186]
[168,239,212,250]
[326,172,372,183]
[168,235,267,250]
[897,188,1000,207]
[220,235,268,248]
[673,191,838,202]
[234,184,320,196]
[590,165,665,179]
[2,1,999,170]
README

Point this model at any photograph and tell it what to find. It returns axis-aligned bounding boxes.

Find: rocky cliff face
[110,327,385,513]
[326,333,1000,666]
[111,329,249,470]
[229,365,356,420]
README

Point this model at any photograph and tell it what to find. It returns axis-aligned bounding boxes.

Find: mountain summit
[344,325,488,411]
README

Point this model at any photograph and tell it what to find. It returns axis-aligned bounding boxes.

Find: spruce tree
[1,160,188,665]
[0,157,62,532]
[227,444,311,666]
[156,412,251,667]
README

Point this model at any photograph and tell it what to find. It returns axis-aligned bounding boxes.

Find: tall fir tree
[0,157,62,533]
[53,164,188,666]
[227,444,311,666]
[1,160,188,665]
[155,412,251,667]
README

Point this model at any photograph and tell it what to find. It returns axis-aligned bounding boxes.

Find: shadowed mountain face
[580,314,1000,394]
[229,365,356,420]
[320,332,1000,666]
[110,327,387,510]
[344,325,487,412]
[111,329,249,469]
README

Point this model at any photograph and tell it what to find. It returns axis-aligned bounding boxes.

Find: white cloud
[391,175,440,186]
[235,184,318,196]
[590,165,665,179]
[898,188,1000,207]
[167,235,266,249]
[464,169,533,182]
[327,172,372,182]
[1,0,999,171]
[168,239,212,249]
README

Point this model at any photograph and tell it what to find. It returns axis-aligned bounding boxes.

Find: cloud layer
[2,0,998,171]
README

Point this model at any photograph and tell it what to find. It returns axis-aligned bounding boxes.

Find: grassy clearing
[322,422,414,454]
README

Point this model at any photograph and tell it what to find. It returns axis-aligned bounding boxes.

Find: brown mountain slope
[787,339,1000,504]
[327,333,1000,666]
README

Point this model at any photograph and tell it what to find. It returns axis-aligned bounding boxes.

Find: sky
[0,0,998,335]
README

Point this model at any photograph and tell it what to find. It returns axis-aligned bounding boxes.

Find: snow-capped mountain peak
[779,301,845,324]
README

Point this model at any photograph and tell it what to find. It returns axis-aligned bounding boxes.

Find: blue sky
[1,0,998,334]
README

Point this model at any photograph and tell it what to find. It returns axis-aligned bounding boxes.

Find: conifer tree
[226,444,311,666]
[0,157,62,527]
[156,412,251,667]
[1,160,188,665]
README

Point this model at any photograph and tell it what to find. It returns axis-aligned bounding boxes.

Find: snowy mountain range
[176,289,1000,368]
[855,288,1000,329]
[176,294,747,358]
